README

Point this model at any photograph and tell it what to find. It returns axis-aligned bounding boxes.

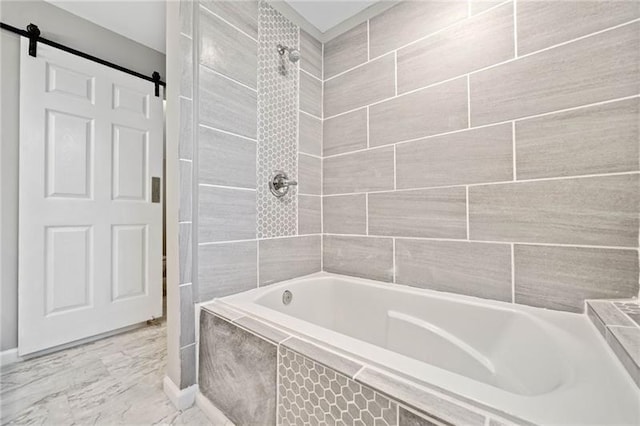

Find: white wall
[0,0,166,351]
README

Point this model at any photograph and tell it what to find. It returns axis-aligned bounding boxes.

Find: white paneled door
[18,39,163,355]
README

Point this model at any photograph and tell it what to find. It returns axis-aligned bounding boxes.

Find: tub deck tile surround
[614,301,640,326]
[281,337,363,378]
[198,301,526,426]
[198,312,277,425]
[355,368,487,426]
[278,346,398,426]
[586,299,640,388]
[399,407,445,426]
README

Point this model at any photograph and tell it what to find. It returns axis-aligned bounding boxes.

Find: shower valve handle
[269,171,297,197]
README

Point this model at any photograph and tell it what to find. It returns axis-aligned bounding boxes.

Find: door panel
[112,125,148,201]
[45,226,93,315]
[45,110,93,198]
[19,38,163,355]
[112,224,147,301]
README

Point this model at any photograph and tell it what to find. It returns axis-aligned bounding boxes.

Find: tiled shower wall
[177,0,322,389]
[321,0,640,313]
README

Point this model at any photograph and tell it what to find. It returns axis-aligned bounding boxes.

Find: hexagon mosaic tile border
[256,0,299,238]
[278,346,398,426]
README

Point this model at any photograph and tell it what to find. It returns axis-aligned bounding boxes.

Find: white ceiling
[284,1,379,33]
[45,0,166,53]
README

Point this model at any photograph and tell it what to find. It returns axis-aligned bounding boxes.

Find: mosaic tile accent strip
[278,346,398,426]
[256,1,299,238]
[614,301,640,326]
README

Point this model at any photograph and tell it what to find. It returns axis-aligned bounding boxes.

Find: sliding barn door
[18,38,163,355]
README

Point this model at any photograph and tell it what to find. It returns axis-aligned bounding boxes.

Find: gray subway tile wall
[199,65,258,138]
[515,98,640,179]
[198,185,257,243]
[323,194,367,235]
[200,0,259,40]
[198,242,258,301]
[397,2,514,93]
[368,0,468,58]
[323,108,368,156]
[178,160,192,222]
[368,77,468,147]
[468,174,640,247]
[199,7,258,89]
[300,70,322,117]
[368,188,467,239]
[395,240,512,302]
[259,236,322,286]
[469,22,640,126]
[319,0,640,313]
[178,223,192,284]
[298,195,322,234]
[179,98,192,160]
[323,21,368,79]
[323,147,395,194]
[298,154,322,195]
[298,112,322,156]
[198,125,257,189]
[324,54,396,117]
[323,235,394,282]
[178,1,325,380]
[469,0,503,16]
[514,245,639,313]
[516,0,640,56]
[300,30,322,79]
[395,124,513,188]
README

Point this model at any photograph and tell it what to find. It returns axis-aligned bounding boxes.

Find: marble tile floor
[0,321,212,426]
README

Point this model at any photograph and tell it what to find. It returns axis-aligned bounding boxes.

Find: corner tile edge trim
[586,299,640,389]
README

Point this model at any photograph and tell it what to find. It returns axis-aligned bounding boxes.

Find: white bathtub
[221,272,640,425]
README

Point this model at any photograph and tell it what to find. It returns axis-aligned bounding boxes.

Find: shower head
[288,49,301,63]
[277,44,300,63]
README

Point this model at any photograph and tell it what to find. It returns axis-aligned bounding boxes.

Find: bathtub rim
[199,299,526,426]
[201,271,640,426]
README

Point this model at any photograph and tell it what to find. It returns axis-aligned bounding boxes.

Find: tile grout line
[300,67,322,82]
[513,0,518,57]
[394,51,398,96]
[365,193,369,235]
[320,36,325,250]
[465,186,470,240]
[200,2,258,43]
[392,237,396,283]
[366,106,370,148]
[191,1,200,322]
[325,0,510,83]
[198,123,257,142]
[296,26,301,242]
[325,13,638,86]
[199,183,257,192]
[352,365,366,380]
[322,14,640,122]
[510,243,515,303]
[200,62,257,93]
[322,170,640,196]
[393,145,397,190]
[466,74,471,127]
[325,57,638,119]
[319,233,640,251]
[198,233,323,246]
[512,121,517,180]
[367,19,371,61]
